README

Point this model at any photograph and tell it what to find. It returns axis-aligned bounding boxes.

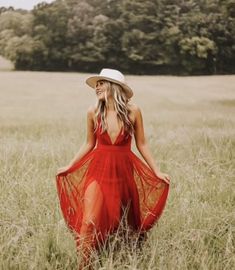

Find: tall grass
[0,72,234,269]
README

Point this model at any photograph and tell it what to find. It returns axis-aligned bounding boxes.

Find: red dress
[56,116,169,249]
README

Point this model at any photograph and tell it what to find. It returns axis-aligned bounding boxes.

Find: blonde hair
[93,80,134,135]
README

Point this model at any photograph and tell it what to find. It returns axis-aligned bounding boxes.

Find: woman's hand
[57,165,71,175]
[155,171,171,184]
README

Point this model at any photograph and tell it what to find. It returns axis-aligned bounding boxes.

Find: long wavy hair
[93,80,134,136]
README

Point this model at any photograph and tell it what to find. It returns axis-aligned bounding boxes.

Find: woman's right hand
[56,165,71,175]
[154,171,171,185]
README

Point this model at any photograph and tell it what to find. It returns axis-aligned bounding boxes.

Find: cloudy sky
[0,0,54,10]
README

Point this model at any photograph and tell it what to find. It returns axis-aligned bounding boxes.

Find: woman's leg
[78,180,103,268]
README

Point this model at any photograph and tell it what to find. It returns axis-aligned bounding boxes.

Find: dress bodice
[95,116,132,149]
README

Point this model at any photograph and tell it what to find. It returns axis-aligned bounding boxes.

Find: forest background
[0,0,234,75]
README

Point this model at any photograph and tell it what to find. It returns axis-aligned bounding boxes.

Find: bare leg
[77,181,103,269]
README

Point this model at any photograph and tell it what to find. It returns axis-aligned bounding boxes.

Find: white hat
[85,68,133,98]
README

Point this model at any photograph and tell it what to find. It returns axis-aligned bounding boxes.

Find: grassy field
[0,71,234,270]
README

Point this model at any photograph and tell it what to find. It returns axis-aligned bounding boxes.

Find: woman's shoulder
[127,102,141,114]
[87,105,96,114]
[127,102,142,125]
[87,105,97,123]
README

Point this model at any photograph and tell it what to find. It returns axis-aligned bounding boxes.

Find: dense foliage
[0,0,234,74]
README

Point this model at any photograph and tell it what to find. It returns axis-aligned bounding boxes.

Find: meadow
[0,71,234,269]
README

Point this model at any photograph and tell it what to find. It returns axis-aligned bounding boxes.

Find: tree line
[0,0,234,74]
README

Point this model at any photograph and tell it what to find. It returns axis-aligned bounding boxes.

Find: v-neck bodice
[95,115,132,148]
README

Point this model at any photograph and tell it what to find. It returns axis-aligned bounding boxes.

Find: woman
[56,68,170,267]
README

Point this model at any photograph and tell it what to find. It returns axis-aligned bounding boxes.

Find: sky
[0,0,54,10]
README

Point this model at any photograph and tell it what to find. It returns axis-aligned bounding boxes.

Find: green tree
[179,36,218,74]
[0,0,234,74]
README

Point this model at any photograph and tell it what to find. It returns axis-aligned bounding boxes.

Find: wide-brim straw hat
[85,68,133,98]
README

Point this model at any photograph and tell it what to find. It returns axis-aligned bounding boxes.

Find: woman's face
[95,80,109,101]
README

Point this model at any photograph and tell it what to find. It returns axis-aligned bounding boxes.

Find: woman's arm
[133,105,170,183]
[57,106,96,174]
[67,106,96,167]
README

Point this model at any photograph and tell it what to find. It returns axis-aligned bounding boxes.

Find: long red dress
[56,116,169,249]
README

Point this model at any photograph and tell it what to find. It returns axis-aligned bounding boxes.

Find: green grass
[0,72,234,269]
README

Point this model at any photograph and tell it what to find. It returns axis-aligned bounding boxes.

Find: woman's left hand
[155,171,171,184]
